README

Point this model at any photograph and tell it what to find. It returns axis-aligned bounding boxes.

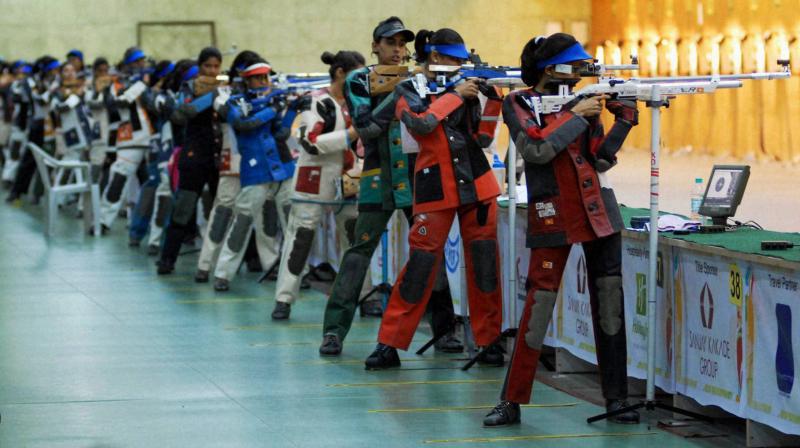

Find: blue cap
[67,49,84,61]
[425,43,469,60]
[182,65,199,81]
[124,48,146,65]
[11,59,27,70]
[43,59,61,72]
[156,62,175,79]
[535,42,592,69]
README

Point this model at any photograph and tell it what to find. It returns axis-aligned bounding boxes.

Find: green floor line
[327,379,502,388]
[368,402,580,413]
[424,431,658,444]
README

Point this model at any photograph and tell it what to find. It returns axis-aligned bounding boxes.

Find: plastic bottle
[690,177,704,221]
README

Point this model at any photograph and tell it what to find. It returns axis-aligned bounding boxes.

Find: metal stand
[587,87,712,425]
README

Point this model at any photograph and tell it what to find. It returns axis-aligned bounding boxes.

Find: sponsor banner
[369,211,409,287]
[308,210,342,270]
[622,240,675,393]
[747,265,800,435]
[674,249,746,416]
[444,217,469,316]
[497,208,555,342]
[556,245,597,364]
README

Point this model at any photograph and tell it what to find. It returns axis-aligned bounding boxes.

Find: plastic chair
[28,142,101,237]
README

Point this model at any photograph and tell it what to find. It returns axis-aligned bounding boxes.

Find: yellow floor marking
[327,379,501,388]
[290,357,467,365]
[227,322,374,331]
[177,297,268,304]
[250,339,375,348]
[369,402,580,413]
[424,431,658,444]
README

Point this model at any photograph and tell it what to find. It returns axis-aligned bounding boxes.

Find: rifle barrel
[637,72,790,83]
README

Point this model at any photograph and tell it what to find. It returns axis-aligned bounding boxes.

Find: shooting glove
[605,99,638,126]
[316,97,338,134]
[476,80,502,100]
[290,94,312,112]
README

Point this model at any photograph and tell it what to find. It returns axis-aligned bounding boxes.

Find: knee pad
[227,213,253,252]
[596,276,623,336]
[136,185,157,217]
[262,200,279,237]
[335,252,371,301]
[171,190,198,226]
[524,290,557,350]
[208,205,233,244]
[105,172,127,203]
[288,227,315,275]
[154,195,172,227]
[470,240,498,293]
[344,218,357,246]
[399,249,437,304]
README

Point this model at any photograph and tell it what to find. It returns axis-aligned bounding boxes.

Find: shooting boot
[271,301,291,320]
[213,277,229,292]
[365,343,400,370]
[483,401,521,427]
[194,269,209,283]
[319,333,342,356]
[434,330,464,353]
[476,343,505,367]
[606,399,640,424]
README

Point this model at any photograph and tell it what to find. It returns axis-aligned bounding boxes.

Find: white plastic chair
[28,142,101,237]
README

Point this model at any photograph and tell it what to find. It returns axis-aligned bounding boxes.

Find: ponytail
[320,50,365,79]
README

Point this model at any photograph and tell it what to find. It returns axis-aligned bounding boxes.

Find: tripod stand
[587,87,712,424]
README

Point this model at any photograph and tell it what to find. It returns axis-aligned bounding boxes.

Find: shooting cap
[535,42,591,69]
[373,17,415,43]
[241,62,272,77]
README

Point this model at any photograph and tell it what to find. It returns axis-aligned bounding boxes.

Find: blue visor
[124,49,146,65]
[12,60,27,70]
[156,62,175,79]
[67,49,84,61]
[44,60,61,72]
[425,43,469,60]
[182,65,199,81]
[535,42,592,69]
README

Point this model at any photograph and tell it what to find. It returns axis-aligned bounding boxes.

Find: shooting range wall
[0,0,589,73]
[591,0,800,162]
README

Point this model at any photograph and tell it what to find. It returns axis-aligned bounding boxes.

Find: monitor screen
[699,164,750,224]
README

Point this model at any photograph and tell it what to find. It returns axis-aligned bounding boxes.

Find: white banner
[369,211,408,287]
[674,249,746,416]
[556,245,597,364]
[622,240,676,393]
[444,217,468,316]
[497,208,556,343]
[747,265,800,435]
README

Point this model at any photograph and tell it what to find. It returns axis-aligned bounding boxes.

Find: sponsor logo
[576,254,587,294]
[700,283,714,329]
[444,235,460,273]
[636,273,647,316]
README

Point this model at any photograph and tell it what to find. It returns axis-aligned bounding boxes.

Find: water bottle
[690,177,704,221]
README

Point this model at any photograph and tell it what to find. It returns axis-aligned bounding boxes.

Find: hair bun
[320,51,336,65]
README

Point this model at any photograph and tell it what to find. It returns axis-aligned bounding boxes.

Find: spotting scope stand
[587,95,713,425]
